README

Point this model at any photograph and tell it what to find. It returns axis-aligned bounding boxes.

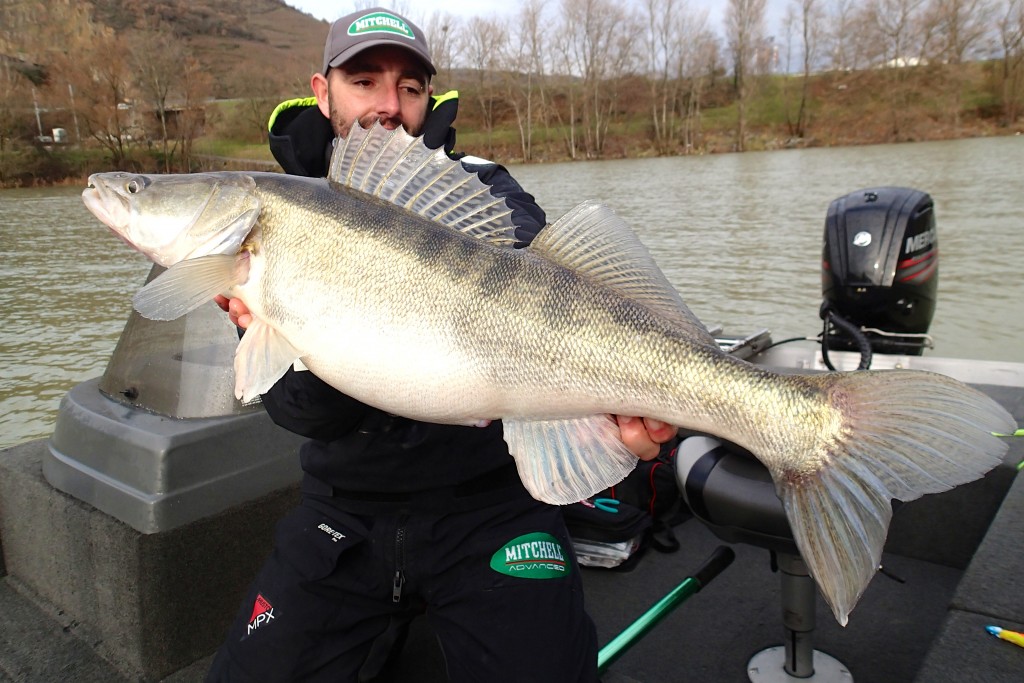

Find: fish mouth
[82,174,131,236]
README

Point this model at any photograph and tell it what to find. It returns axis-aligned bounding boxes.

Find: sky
[284,1,787,37]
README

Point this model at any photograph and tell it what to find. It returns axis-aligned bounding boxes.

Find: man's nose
[375,86,402,118]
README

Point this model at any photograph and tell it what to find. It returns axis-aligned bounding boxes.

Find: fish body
[82,123,1016,626]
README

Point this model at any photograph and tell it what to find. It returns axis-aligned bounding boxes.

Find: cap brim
[326,40,437,76]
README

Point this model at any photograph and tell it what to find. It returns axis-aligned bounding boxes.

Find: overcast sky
[284,1,788,37]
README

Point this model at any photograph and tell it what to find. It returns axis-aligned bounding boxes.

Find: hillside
[0,0,328,99]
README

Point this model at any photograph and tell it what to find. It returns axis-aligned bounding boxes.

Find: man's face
[313,45,433,137]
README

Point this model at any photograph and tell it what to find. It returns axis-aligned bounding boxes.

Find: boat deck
[1,344,1021,682]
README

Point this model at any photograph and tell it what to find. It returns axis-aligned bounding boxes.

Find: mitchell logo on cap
[349,11,416,40]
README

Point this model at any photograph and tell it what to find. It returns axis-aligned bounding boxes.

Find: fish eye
[126,179,142,194]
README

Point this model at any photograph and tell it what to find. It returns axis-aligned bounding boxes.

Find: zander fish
[82,122,1016,625]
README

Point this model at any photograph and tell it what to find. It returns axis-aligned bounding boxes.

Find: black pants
[207,494,598,682]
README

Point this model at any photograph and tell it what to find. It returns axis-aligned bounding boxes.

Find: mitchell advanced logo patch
[490,532,570,578]
[348,12,416,40]
[243,593,276,639]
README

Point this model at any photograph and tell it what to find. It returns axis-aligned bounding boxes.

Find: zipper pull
[392,570,405,603]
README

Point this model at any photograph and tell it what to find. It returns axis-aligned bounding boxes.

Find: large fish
[82,122,1015,625]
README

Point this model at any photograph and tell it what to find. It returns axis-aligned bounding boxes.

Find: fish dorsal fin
[530,200,717,344]
[328,121,520,246]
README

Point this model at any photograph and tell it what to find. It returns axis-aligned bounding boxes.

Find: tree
[554,0,639,159]
[422,11,461,87]
[177,55,213,170]
[498,0,549,163]
[922,0,996,124]
[997,0,1024,124]
[781,0,826,139]
[641,0,715,154]
[130,17,187,171]
[56,32,137,168]
[464,16,508,156]
[726,0,768,151]
[861,0,929,139]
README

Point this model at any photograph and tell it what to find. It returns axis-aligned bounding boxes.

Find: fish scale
[82,121,1017,627]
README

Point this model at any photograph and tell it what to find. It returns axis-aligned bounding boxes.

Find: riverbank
[5,64,1022,189]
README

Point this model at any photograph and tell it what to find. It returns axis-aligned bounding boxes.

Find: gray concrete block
[0,440,299,680]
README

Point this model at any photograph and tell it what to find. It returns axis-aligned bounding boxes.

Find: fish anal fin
[132,253,248,321]
[528,201,716,345]
[233,318,304,402]
[503,414,638,505]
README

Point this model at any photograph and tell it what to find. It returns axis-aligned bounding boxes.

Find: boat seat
[676,434,852,682]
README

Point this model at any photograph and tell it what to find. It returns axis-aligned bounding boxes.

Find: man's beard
[328,89,407,136]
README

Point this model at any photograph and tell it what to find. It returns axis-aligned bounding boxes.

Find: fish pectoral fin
[233,319,303,402]
[503,415,638,505]
[132,253,247,321]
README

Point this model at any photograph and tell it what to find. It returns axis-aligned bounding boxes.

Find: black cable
[819,302,873,370]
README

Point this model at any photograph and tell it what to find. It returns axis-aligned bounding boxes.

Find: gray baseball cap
[321,7,436,76]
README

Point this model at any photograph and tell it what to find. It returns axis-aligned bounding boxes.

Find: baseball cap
[321,7,436,76]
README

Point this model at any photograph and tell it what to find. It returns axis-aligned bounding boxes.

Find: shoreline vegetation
[3,1,1023,188]
[5,72,1021,190]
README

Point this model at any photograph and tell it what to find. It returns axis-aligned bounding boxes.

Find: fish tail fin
[777,370,1015,626]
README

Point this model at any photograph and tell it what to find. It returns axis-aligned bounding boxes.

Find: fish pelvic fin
[132,253,249,321]
[233,318,304,403]
[777,369,1015,626]
[503,415,639,505]
[328,122,521,246]
[530,201,717,345]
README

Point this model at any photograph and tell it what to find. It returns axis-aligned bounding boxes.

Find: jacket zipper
[392,517,407,603]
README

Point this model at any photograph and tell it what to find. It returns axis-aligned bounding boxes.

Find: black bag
[562,446,691,571]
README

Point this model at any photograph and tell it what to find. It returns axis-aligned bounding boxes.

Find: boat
[0,188,1020,682]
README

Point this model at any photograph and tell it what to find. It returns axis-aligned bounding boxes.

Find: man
[209,8,676,682]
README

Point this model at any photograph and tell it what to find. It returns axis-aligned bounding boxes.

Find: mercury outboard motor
[821,187,937,362]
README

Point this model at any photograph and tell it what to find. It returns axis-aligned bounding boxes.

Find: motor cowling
[821,187,938,356]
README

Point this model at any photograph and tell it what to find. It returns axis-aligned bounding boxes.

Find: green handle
[597,545,735,674]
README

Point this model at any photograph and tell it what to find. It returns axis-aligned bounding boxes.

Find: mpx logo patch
[490,532,570,578]
[242,593,276,639]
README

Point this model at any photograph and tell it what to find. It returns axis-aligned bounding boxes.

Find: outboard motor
[821,187,938,361]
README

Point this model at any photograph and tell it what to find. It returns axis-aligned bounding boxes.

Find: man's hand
[616,416,678,461]
[214,295,253,329]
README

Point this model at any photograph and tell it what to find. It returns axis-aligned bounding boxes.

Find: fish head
[83,172,262,267]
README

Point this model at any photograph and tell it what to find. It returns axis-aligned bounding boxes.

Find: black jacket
[262,93,546,508]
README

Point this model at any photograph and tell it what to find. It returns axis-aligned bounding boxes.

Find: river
[1,136,1022,449]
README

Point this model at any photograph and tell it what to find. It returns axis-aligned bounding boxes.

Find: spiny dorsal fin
[529,200,717,344]
[328,121,519,246]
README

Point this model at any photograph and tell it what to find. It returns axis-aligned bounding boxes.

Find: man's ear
[311,72,330,119]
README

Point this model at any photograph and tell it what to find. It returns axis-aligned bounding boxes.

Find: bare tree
[177,55,213,170]
[498,0,549,162]
[554,0,638,159]
[860,0,929,139]
[680,29,721,152]
[997,0,1024,123]
[130,17,187,171]
[726,0,768,151]
[56,32,137,167]
[921,0,995,124]
[641,0,715,154]
[0,58,32,183]
[464,16,508,156]
[422,12,461,88]
[781,0,826,139]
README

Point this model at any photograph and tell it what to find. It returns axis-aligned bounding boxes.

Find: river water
[1,136,1022,449]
